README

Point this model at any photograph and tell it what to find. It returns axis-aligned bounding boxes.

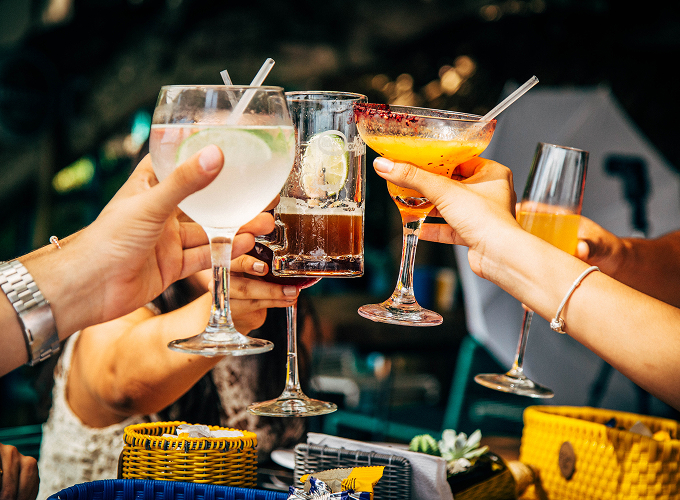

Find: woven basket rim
[124,421,258,446]
[524,405,680,442]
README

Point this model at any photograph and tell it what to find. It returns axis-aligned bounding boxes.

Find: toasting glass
[475,142,588,397]
[354,104,496,326]
[149,85,295,356]
[248,92,366,416]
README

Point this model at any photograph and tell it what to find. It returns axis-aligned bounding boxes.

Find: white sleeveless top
[37,329,304,500]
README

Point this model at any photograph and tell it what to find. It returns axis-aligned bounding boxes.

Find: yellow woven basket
[520,406,680,500]
[120,421,257,487]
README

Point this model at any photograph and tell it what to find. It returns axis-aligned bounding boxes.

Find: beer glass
[247,91,366,417]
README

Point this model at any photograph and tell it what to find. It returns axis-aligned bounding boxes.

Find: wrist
[22,239,104,340]
[0,260,60,366]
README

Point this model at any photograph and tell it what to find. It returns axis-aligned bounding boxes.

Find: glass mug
[265,91,367,277]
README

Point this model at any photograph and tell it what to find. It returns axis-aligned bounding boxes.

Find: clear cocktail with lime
[150,85,295,355]
[354,103,496,326]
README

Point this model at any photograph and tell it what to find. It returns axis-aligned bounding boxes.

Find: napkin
[306,432,453,500]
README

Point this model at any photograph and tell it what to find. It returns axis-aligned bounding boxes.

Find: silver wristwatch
[0,260,60,366]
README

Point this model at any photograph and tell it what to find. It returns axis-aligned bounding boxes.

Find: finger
[230,276,299,300]
[179,222,209,249]
[239,212,275,238]
[373,157,460,205]
[146,145,224,220]
[17,456,38,500]
[420,223,458,244]
[231,254,268,276]
[232,234,256,260]
[575,240,591,261]
[264,195,280,212]
[178,246,212,280]
[0,445,20,500]
[233,308,268,334]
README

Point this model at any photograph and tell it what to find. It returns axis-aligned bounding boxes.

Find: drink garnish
[301,131,350,198]
[175,127,272,166]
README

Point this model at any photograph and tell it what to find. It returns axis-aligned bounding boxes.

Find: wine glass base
[168,333,274,357]
[247,396,337,417]
[474,373,554,398]
[358,303,443,326]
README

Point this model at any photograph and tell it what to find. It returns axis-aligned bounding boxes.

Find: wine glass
[149,85,295,356]
[475,142,588,397]
[246,243,336,416]
[247,91,366,416]
[354,103,496,326]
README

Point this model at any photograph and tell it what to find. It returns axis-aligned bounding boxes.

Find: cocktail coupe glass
[149,85,295,356]
[354,104,496,326]
[248,92,366,416]
[475,142,588,397]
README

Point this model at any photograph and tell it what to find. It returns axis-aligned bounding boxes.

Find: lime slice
[300,131,349,198]
[176,128,272,166]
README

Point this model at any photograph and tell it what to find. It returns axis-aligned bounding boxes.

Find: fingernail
[252,261,265,273]
[283,286,297,297]
[374,157,394,173]
[199,145,223,172]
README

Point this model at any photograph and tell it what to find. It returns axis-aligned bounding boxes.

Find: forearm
[0,235,103,376]
[479,226,680,409]
[612,233,680,308]
[78,295,219,422]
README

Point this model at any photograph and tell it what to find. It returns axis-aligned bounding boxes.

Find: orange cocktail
[362,134,490,220]
[353,103,496,326]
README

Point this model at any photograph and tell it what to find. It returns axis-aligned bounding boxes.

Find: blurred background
[1,0,679,445]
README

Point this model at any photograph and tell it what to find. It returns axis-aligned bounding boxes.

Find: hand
[576,216,626,276]
[189,254,298,334]
[372,156,518,275]
[0,443,39,500]
[31,146,275,333]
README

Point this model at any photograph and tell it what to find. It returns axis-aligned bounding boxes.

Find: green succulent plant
[408,433,441,456]
[438,429,488,462]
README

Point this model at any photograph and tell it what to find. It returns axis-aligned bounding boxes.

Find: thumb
[149,144,224,218]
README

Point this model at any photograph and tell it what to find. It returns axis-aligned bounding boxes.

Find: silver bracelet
[0,260,61,366]
[550,266,600,334]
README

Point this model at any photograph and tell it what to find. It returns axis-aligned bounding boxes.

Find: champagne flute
[354,104,496,326]
[475,142,588,397]
[149,85,295,356]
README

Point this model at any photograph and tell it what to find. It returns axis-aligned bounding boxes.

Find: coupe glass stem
[205,228,238,335]
[385,219,423,309]
[507,308,534,379]
[281,301,304,398]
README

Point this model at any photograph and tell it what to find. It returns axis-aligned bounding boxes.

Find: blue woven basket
[47,479,288,500]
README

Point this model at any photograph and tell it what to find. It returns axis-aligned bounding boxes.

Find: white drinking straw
[220,69,233,85]
[481,75,539,121]
[226,58,276,125]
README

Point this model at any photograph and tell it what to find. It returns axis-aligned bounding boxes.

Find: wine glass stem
[388,219,423,306]
[282,300,303,397]
[508,308,534,378]
[205,229,238,334]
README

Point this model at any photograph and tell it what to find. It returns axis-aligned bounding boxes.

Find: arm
[372,156,680,409]
[577,217,680,307]
[0,146,274,376]
[66,254,298,428]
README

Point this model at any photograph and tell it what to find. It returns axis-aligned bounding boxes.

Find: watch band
[0,260,60,366]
